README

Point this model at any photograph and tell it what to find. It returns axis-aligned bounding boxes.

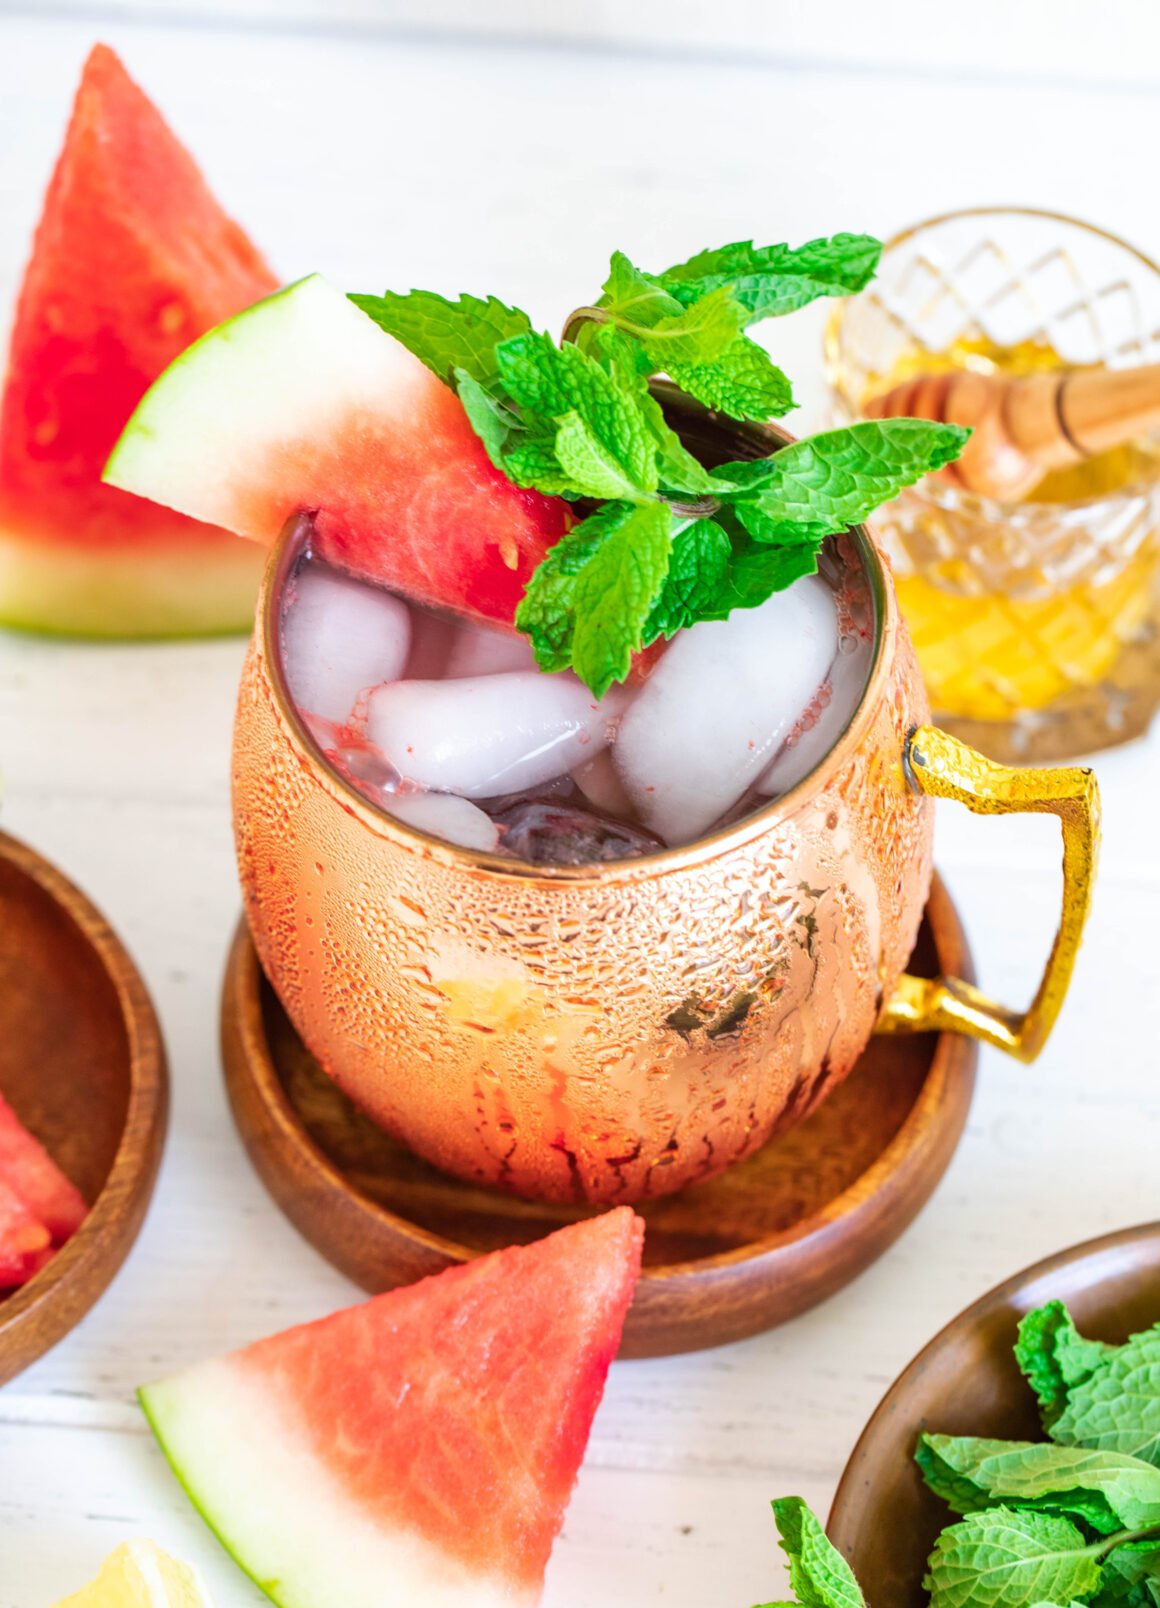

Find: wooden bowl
[828,1221,1160,1604]
[0,830,168,1385]
[222,872,976,1356]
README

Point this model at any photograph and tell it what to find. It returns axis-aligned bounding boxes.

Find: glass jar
[826,206,1160,761]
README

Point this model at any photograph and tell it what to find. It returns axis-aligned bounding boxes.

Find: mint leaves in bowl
[825,1223,1160,1606]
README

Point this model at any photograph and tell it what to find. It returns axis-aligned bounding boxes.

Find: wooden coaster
[0,830,168,1384]
[829,1221,1160,1604]
[221,873,977,1357]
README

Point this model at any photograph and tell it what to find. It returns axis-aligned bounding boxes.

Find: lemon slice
[54,1541,213,1608]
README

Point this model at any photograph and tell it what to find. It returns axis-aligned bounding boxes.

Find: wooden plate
[0,830,168,1385]
[221,872,977,1357]
[828,1221,1160,1604]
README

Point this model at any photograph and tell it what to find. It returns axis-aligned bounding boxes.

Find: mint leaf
[351,290,531,387]
[770,1497,866,1608]
[583,316,655,381]
[643,518,732,638]
[633,286,747,368]
[660,234,882,322]
[569,500,672,696]
[917,1434,1007,1518]
[1054,1328,1160,1469]
[515,504,622,672]
[515,500,673,695]
[598,250,682,327]
[501,434,579,497]
[554,410,653,502]
[669,336,795,422]
[1018,1304,1118,1431]
[595,253,791,421]
[455,369,518,471]
[716,419,970,542]
[495,331,658,494]
[1093,1544,1160,1606]
[923,1509,1103,1608]
[602,349,729,495]
[703,537,820,621]
[917,1435,1160,1536]
[646,401,728,494]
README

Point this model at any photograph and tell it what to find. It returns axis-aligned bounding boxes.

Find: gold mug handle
[878,725,1101,1062]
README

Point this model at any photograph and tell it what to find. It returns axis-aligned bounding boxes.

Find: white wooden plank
[13,0,1160,90]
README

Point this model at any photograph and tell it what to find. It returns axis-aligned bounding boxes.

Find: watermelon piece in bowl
[105,274,571,630]
[0,1176,52,1290]
[0,1089,87,1244]
[0,44,278,637]
[140,1209,643,1608]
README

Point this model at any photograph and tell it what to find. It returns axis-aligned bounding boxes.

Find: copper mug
[231,398,1100,1205]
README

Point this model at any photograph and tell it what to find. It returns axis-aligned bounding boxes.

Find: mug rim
[824,203,1160,516]
[256,417,899,884]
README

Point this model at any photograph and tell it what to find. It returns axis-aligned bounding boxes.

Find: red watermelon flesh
[0,1176,52,1290]
[0,44,278,636]
[140,1208,644,1608]
[248,386,570,629]
[0,1091,87,1243]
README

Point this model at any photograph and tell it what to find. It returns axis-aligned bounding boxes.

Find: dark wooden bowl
[828,1221,1160,1605]
[222,873,977,1356]
[0,830,168,1385]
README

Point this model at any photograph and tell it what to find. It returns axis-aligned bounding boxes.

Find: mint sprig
[754,1496,866,1608]
[352,232,966,697]
[659,233,884,319]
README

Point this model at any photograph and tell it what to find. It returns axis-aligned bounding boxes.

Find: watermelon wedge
[0,44,278,636]
[105,275,570,629]
[0,1090,87,1243]
[140,1209,643,1608]
[0,1175,52,1290]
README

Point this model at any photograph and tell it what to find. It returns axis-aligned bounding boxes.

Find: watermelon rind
[104,275,429,540]
[0,527,263,637]
[138,1365,521,1608]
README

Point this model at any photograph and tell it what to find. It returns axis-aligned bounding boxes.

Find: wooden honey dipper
[864,360,1160,500]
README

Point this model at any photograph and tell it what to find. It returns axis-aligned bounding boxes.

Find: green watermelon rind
[103,276,301,505]
[0,528,264,638]
[139,1368,518,1608]
[139,1382,286,1605]
[103,275,404,536]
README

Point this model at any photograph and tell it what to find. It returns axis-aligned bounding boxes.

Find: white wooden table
[2,8,1159,1603]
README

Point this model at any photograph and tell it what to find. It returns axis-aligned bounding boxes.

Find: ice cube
[613,577,838,845]
[445,620,536,678]
[384,791,500,852]
[573,749,634,819]
[491,800,664,865]
[367,672,620,798]
[282,564,411,725]
[404,609,459,680]
[756,631,871,798]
